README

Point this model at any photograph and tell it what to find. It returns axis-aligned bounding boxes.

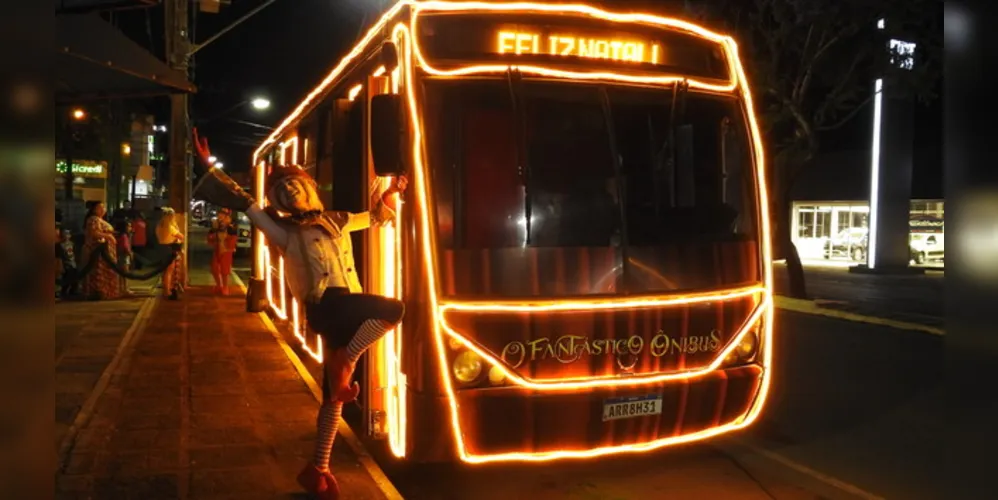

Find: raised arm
[246,204,288,249]
[328,176,408,233]
[191,128,257,212]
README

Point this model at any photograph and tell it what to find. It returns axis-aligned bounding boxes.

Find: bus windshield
[423,78,761,298]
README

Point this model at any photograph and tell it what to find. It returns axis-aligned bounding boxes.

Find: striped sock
[346,319,391,362]
[313,402,342,471]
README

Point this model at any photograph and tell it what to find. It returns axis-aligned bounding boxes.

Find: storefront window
[797,209,814,239]
[814,210,831,238]
[791,199,943,266]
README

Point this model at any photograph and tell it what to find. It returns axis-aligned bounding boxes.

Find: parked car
[823,227,867,261]
[824,226,944,265]
[909,232,944,264]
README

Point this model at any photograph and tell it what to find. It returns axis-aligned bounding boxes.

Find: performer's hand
[389,175,408,194]
[192,127,214,172]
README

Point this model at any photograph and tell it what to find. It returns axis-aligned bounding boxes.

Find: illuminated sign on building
[496,31,662,65]
[890,39,916,70]
[56,160,106,177]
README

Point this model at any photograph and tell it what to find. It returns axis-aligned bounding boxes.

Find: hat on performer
[265,164,318,214]
[266,164,313,190]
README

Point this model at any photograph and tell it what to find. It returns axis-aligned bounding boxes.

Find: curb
[57,294,159,470]
[774,296,944,336]
[231,273,404,500]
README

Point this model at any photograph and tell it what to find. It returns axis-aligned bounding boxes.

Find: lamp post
[859,18,919,274]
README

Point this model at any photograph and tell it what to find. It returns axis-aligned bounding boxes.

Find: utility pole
[166,0,190,286]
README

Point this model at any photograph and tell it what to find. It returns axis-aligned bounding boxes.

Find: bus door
[361,73,398,440]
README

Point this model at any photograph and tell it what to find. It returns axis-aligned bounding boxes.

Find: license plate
[602,394,663,422]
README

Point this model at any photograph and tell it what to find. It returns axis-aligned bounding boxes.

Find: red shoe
[296,463,341,500]
[325,348,360,403]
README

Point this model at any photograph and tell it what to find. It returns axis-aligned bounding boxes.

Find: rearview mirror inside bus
[370,94,405,177]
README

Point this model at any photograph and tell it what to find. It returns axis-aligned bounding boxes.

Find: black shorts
[304,288,405,349]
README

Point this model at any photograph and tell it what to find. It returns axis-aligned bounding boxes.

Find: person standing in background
[208,208,238,295]
[156,207,185,300]
[57,229,78,299]
[131,210,148,269]
[115,219,134,294]
[80,201,121,301]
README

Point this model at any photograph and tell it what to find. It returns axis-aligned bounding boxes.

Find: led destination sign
[416,12,731,81]
[497,30,663,65]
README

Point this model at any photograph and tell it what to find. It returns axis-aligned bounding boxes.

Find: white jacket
[247,201,394,302]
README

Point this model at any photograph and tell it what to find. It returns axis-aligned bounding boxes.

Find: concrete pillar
[864,89,916,271]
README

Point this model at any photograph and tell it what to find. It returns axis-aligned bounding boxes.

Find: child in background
[115,220,134,293]
[56,229,78,298]
[131,210,148,269]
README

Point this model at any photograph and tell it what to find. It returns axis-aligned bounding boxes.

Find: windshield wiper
[663,80,689,210]
[598,86,631,294]
[506,69,533,246]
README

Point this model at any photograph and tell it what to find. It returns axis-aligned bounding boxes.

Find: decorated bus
[250,0,774,464]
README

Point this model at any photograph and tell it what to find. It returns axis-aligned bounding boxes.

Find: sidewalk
[56,265,390,499]
[56,276,161,451]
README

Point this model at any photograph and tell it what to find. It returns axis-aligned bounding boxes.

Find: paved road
[774,264,943,327]
[235,253,941,499]
[360,312,941,500]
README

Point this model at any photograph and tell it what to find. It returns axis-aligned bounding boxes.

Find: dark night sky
[113,0,941,192]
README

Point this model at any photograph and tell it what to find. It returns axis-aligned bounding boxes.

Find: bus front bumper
[408,364,765,462]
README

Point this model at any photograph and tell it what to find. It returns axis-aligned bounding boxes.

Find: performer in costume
[191,129,407,500]
[207,208,238,295]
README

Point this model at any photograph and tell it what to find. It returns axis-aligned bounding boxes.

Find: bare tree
[688,0,941,298]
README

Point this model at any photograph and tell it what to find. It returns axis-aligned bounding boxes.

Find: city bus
[250,0,774,464]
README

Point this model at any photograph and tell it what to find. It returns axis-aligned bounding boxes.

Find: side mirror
[370,93,405,177]
[380,42,399,72]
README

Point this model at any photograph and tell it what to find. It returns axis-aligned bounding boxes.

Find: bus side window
[331,98,364,213]
[314,103,336,209]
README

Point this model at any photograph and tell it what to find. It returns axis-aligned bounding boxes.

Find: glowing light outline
[250,1,774,464]
[348,83,364,101]
[389,33,409,456]
[279,136,299,165]
[393,14,775,463]
[441,298,767,389]
[252,0,739,163]
[410,6,737,92]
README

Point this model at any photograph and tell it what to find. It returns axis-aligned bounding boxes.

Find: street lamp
[251,97,271,110]
[196,96,272,124]
[72,108,86,121]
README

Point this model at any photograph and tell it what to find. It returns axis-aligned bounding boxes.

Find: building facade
[788,149,943,267]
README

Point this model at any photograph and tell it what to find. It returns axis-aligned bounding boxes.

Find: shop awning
[56,12,196,103]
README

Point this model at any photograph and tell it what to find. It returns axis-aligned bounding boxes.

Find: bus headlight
[723,326,760,367]
[453,350,483,384]
[487,365,506,385]
[736,331,758,359]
